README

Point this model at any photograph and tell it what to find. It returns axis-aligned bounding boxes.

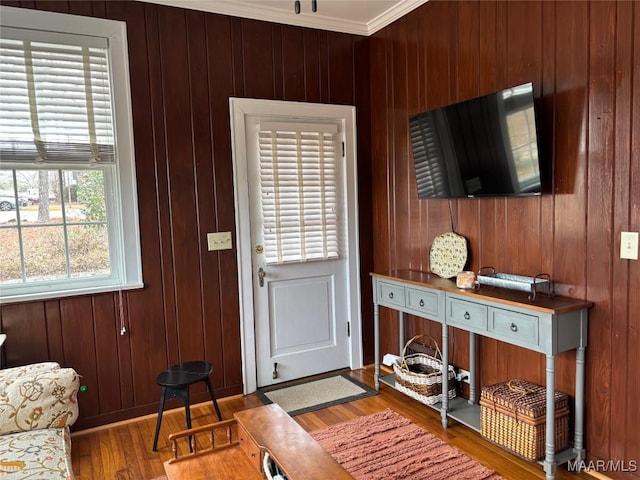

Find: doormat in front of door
[256,373,377,416]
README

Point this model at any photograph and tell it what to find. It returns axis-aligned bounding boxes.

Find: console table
[372,270,591,480]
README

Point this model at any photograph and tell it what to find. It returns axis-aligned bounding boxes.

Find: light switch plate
[207,232,232,251]
[620,231,639,260]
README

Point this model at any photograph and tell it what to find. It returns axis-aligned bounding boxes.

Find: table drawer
[447,297,487,331]
[489,308,539,347]
[406,287,442,318]
[377,281,405,307]
[238,423,262,473]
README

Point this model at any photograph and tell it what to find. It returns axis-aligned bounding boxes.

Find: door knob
[258,267,266,287]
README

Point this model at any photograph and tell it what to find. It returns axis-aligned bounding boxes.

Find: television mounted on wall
[409,82,543,199]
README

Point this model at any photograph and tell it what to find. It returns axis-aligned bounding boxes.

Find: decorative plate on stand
[429,232,468,279]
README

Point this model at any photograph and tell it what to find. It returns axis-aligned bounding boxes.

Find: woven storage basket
[480,379,569,461]
[393,335,456,406]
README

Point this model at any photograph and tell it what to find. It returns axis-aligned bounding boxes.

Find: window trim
[0,6,143,304]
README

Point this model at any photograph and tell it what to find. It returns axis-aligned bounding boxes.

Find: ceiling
[138,0,429,36]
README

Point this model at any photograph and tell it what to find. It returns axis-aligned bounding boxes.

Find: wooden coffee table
[164,404,353,480]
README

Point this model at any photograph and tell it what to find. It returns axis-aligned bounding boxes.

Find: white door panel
[249,117,350,386]
[257,264,350,386]
[270,275,335,353]
[230,98,362,394]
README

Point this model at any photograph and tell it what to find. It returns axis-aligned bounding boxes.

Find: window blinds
[0,27,115,166]
[258,122,340,265]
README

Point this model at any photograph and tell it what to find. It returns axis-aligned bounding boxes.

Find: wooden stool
[152,360,222,451]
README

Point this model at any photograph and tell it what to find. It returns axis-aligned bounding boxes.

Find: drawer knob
[464,311,470,320]
[389,292,394,299]
[510,323,518,332]
[419,299,425,307]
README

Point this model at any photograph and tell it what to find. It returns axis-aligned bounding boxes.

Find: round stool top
[156,361,213,388]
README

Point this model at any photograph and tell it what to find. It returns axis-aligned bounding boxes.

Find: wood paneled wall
[371,1,639,478]
[0,0,372,430]
[1,0,637,476]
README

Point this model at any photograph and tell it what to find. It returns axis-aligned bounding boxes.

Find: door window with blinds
[258,122,341,265]
[0,7,141,303]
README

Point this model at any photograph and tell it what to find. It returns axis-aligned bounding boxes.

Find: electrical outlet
[620,231,639,260]
[207,231,232,251]
[455,368,470,384]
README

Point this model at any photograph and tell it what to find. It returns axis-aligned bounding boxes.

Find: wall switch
[620,231,639,260]
[207,232,232,251]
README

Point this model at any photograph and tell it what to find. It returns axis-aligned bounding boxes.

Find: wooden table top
[372,270,593,314]
[235,404,353,480]
[164,404,353,480]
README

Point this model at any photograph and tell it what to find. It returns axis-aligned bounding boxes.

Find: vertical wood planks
[0,0,368,429]
[585,0,617,460]
[369,2,639,475]
[610,0,633,466]
[1,1,638,471]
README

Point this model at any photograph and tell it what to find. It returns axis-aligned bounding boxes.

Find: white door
[231,99,362,391]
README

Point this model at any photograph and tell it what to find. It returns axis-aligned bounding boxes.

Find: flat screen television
[409,82,543,198]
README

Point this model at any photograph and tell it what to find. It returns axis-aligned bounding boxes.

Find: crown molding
[137,0,429,36]
[367,0,428,35]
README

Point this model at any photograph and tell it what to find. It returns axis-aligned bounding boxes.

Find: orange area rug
[310,408,503,480]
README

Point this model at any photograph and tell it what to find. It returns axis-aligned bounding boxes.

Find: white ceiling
[138,0,429,36]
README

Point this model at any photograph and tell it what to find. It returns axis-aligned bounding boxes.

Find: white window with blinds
[0,6,141,304]
[258,122,340,265]
[0,28,114,164]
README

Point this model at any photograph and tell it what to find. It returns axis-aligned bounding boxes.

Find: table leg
[544,355,557,480]
[374,302,380,391]
[574,346,586,462]
[441,323,449,428]
[398,311,405,355]
[469,332,476,404]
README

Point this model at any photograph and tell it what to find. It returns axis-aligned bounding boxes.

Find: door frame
[230,97,363,394]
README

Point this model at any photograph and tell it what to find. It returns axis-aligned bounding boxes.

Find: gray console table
[372,270,591,480]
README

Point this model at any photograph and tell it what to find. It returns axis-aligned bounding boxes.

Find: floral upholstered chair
[0,362,80,479]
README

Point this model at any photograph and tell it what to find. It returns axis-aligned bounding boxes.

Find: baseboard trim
[71,393,246,437]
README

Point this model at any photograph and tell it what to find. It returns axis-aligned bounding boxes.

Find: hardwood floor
[70,366,592,480]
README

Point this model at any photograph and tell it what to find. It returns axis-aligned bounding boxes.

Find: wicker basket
[480,379,569,461]
[393,335,456,406]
